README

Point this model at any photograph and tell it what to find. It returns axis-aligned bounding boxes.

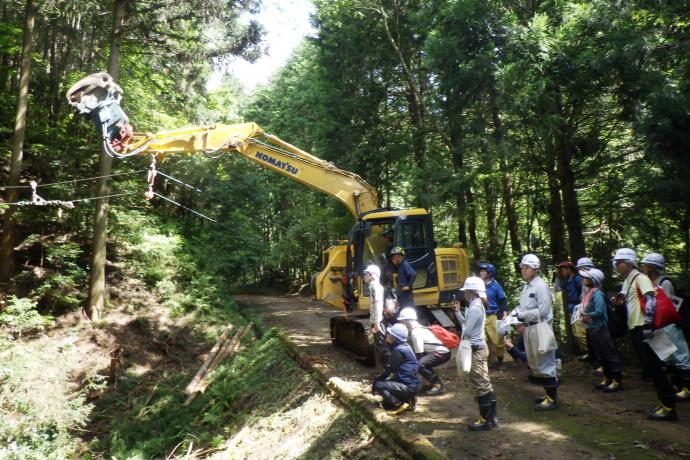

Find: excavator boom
[124,122,379,217]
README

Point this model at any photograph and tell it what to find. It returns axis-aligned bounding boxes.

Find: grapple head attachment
[66,72,133,151]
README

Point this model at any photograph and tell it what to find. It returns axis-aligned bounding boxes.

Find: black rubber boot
[468,394,493,431]
[646,402,678,421]
[595,378,611,390]
[535,384,558,411]
[488,391,498,428]
[425,376,445,396]
[603,373,623,393]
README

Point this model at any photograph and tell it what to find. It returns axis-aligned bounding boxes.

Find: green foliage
[0,296,53,338]
[101,330,308,458]
[0,337,93,459]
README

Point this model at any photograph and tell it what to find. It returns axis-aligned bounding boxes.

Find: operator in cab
[390,247,416,308]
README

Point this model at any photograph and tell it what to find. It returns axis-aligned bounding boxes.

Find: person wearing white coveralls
[515,253,559,411]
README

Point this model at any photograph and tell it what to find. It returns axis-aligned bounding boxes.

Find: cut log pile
[184,323,252,405]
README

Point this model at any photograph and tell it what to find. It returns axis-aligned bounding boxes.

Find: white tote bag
[456,322,472,375]
[456,340,472,375]
[536,308,557,354]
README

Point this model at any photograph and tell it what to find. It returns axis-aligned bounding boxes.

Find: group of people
[363,246,690,430]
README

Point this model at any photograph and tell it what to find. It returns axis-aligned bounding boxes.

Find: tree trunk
[466,188,481,261]
[448,107,467,247]
[480,110,498,261]
[545,140,571,341]
[0,0,36,281]
[554,88,586,260]
[87,0,127,320]
[545,147,566,264]
[489,87,521,258]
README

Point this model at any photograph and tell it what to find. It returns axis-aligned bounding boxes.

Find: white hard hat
[612,248,636,264]
[460,276,486,293]
[575,257,595,269]
[363,265,380,278]
[520,254,540,269]
[398,307,418,321]
[388,323,408,342]
[579,268,605,286]
[641,253,665,270]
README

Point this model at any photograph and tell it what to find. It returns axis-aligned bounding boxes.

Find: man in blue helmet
[371,323,420,415]
[478,262,508,370]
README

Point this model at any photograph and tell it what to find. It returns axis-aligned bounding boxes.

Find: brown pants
[469,345,493,396]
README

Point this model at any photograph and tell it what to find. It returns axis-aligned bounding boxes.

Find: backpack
[659,278,690,332]
[382,286,398,318]
[637,284,683,330]
[428,325,459,349]
[606,297,628,339]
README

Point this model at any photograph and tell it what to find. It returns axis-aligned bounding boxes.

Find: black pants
[418,350,451,384]
[630,326,676,408]
[589,326,622,381]
[374,380,418,410]
[668,365,690,391]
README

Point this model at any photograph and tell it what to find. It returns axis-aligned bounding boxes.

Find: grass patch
[96,329,310,459]
[0,334,94,459]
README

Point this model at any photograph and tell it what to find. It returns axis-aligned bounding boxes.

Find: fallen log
[184,324,252,405]
[184,324,234,397]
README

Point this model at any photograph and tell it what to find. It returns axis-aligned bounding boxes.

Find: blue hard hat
[477,262,496,278]
[388,323,408,342]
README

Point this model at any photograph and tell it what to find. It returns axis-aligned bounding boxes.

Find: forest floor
[235,294,690,460]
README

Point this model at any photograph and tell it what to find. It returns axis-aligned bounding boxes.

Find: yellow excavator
[67,73,470,363]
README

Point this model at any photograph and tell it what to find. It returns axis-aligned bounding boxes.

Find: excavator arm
[66,73,377,218]
[124,123,378,217]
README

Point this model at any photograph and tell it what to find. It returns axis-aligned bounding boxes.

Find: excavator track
[329,313,375,365]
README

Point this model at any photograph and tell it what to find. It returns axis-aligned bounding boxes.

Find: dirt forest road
[234,295,690,460]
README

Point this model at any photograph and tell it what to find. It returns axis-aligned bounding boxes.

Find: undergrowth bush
[102,330,309,459]
[0,296,53,338]
[0,338,93,459]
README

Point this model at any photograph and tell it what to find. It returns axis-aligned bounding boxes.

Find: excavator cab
[350,210,438,309]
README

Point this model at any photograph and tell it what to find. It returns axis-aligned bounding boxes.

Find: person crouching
[454,276,498,431]
[398,307,451,396]
[372,323,420,415]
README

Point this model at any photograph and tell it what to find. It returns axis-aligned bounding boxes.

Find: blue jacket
[561,275,583,307]
[377,342,420,388]
[396,260,417,307]
[485,279,507,315]
[583,289,608,329]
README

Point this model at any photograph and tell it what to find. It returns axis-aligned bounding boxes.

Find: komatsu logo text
[255,152,299,175]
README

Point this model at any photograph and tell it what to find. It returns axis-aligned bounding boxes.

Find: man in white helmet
[398,307,451,396]
[575,257,595,271]
[640,253,690,402]
[515,253,559,411]
[611,248,678,420]
[640,253,675,297]
[364,265,390,368]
